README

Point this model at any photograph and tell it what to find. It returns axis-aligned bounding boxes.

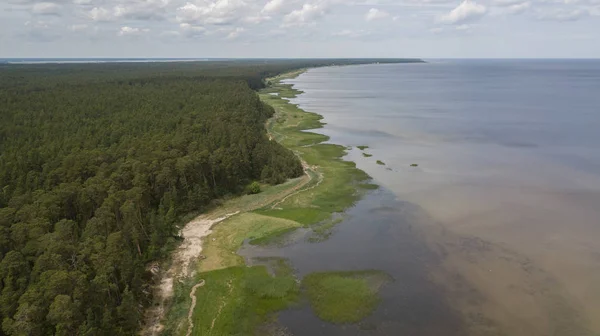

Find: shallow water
[243,189,467,335]
[269,60,600,335]
[242,61,600,335]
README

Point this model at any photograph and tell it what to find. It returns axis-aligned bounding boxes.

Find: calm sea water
[263,60,600,335]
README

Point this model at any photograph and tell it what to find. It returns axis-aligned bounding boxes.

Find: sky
[1,0,599,58]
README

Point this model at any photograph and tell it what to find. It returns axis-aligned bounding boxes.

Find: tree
[247,181,261,195]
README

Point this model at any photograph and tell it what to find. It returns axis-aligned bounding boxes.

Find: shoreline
[150,66,383,335]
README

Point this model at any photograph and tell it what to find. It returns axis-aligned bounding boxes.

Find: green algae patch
[362,152,373,157]
[376,160,385,165]
[357,145,369,150]
[302,270,392,324]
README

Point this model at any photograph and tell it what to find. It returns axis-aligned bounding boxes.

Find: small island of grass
[302,270,392,324]
[376,160,385,165]
[357,145,369,150]
[362,153,373,158]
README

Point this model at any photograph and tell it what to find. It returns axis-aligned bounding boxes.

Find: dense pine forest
[0,59,421,335]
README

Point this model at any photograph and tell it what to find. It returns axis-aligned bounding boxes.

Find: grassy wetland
[164,70,390,335]
[302,271,393,324]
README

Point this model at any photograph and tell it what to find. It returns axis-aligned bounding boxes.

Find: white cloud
[537,7,588,20]
[69,23,88,31]
[88,7,114,21]
[112,0,169,21]
[505,1,530,13]
[227,26,245,38]
[438,0,487,24]
[262,0,284,13]
[492,0,525,6]
[365,8,389,21]
[176,0,248,25]
[244,15,270,23]
[32,2,61,15]
[25,20,50,29]
[332,29,370,38]
[282,3,327,27]
[117,26,149,36]
[179,22,206,37]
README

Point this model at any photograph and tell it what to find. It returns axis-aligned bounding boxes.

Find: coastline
[154,67,383,335]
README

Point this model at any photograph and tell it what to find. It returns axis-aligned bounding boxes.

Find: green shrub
[247,181,262,194]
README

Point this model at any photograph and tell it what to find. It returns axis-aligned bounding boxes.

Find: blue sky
[1,0,599,58]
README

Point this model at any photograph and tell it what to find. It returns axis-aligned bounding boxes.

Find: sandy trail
[271,162,322,209]
[141,212,238,336]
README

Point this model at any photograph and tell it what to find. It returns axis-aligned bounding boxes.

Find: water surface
[278,60,600,335]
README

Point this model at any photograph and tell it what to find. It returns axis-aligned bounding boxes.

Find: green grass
[357,145,369,150]
[362,153,373,158]
[164,261,300,336]
[254,208,330,226]
[200,213,302,272]
[302,270,392,324]
[190,265,299,336]
[376,160,385,165]
[359,183,379,190]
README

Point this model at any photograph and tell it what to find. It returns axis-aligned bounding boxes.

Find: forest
[0,59,421,335]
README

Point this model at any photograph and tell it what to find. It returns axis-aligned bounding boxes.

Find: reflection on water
[270,60,600,335]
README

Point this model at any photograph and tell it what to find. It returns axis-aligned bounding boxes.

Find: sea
[246,60,600,336]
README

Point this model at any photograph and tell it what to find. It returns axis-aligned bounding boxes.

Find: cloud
[22,20,62,41]
[88,7,115,21]
[179,22,206,37]
[365,8,389,21]
[429,23,474,34]
[227,26,245,39]
[332,29,370,38]
[244,15,270,23]
[537,7,588,20]
[262,0,284,13]
[282,3,327,27]
[492,0,525,6]
[438,0,486,24]
[491,0,531,15]
[505,1,530,14]
[112,0,169,21]
[32,2,62,15]
[69,23,88,31]
[176,0,248,25]
[117,26,149,36]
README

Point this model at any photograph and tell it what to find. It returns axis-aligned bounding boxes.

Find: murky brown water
[247,61,600,335]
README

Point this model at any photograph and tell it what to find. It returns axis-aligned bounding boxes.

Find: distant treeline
[0,59,421,336]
